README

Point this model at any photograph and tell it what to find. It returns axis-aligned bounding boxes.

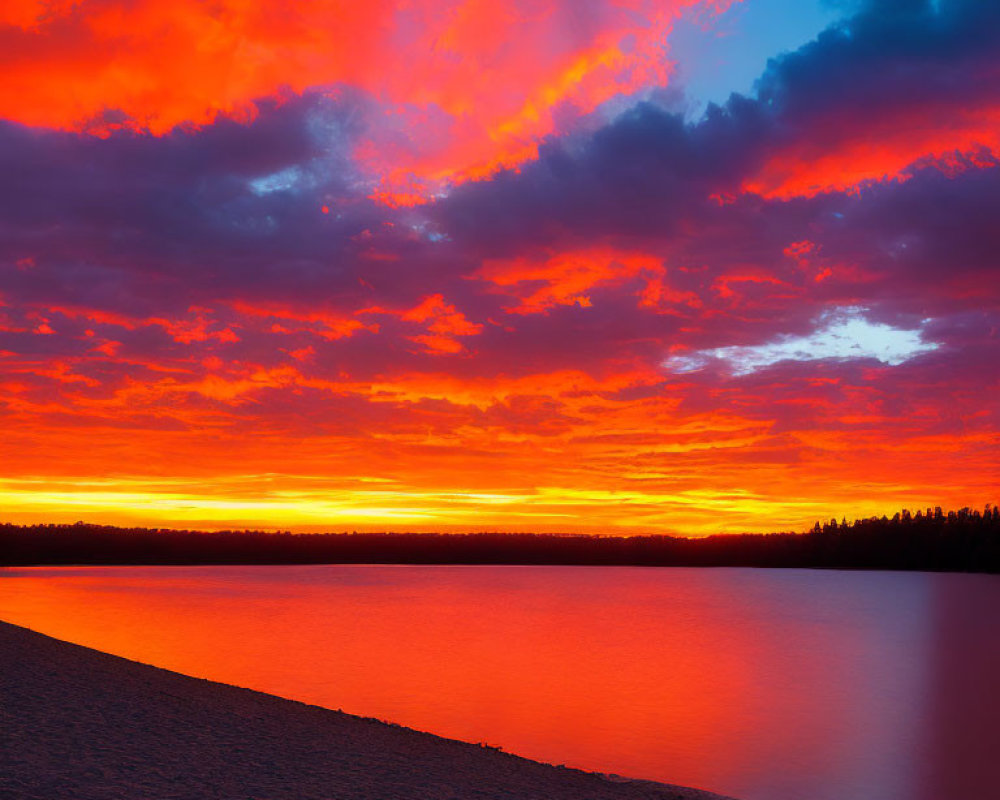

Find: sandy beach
[0,620,735,800]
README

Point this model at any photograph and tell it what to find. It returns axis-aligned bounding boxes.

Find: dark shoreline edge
[0,620,737,800]
[3,508,999,573]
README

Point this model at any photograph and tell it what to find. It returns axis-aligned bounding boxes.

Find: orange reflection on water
[2,566,995,800]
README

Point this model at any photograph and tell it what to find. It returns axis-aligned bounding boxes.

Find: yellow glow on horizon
[0,474,958,537]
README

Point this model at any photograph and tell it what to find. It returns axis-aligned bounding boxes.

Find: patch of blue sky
[248,166,306,196]
[670,0,862,118]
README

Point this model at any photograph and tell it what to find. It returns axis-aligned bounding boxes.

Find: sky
[1,0,997,535]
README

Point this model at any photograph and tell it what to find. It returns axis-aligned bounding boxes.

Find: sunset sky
[1,0,997,535]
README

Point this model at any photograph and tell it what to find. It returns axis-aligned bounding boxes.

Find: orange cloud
[478,247,699,314]
[46,306,140,330]
[2,288,997,537]
[366,294,483,354]
[401,294,481,334]
[149,309,240,344]
[229,301,378,340]
[711,272,788,302]
[2,356,995,535]
[0,0,737,199]
[742,105,1000,199]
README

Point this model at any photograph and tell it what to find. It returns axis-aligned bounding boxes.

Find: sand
[0,621,737,800]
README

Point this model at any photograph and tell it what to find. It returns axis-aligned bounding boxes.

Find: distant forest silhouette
[2,506,998,572]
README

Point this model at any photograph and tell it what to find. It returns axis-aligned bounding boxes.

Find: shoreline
[5,515,997,574]
[0,620,737,800]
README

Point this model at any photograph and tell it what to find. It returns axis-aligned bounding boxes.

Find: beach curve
[0,620,737,800]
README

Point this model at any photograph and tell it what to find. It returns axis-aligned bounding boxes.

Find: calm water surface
[1,566,997,800]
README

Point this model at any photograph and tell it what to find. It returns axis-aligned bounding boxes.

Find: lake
[1,566,997,800]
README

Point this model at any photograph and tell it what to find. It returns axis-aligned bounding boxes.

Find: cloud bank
[0,0,996,534]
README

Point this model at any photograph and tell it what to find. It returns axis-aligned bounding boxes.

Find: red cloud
[742,103,1000,200]
[0,0,737,200]
[369,294,483,354]
[477,247,700,315]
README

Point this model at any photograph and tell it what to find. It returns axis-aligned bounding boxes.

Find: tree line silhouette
[1,505,997,572]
